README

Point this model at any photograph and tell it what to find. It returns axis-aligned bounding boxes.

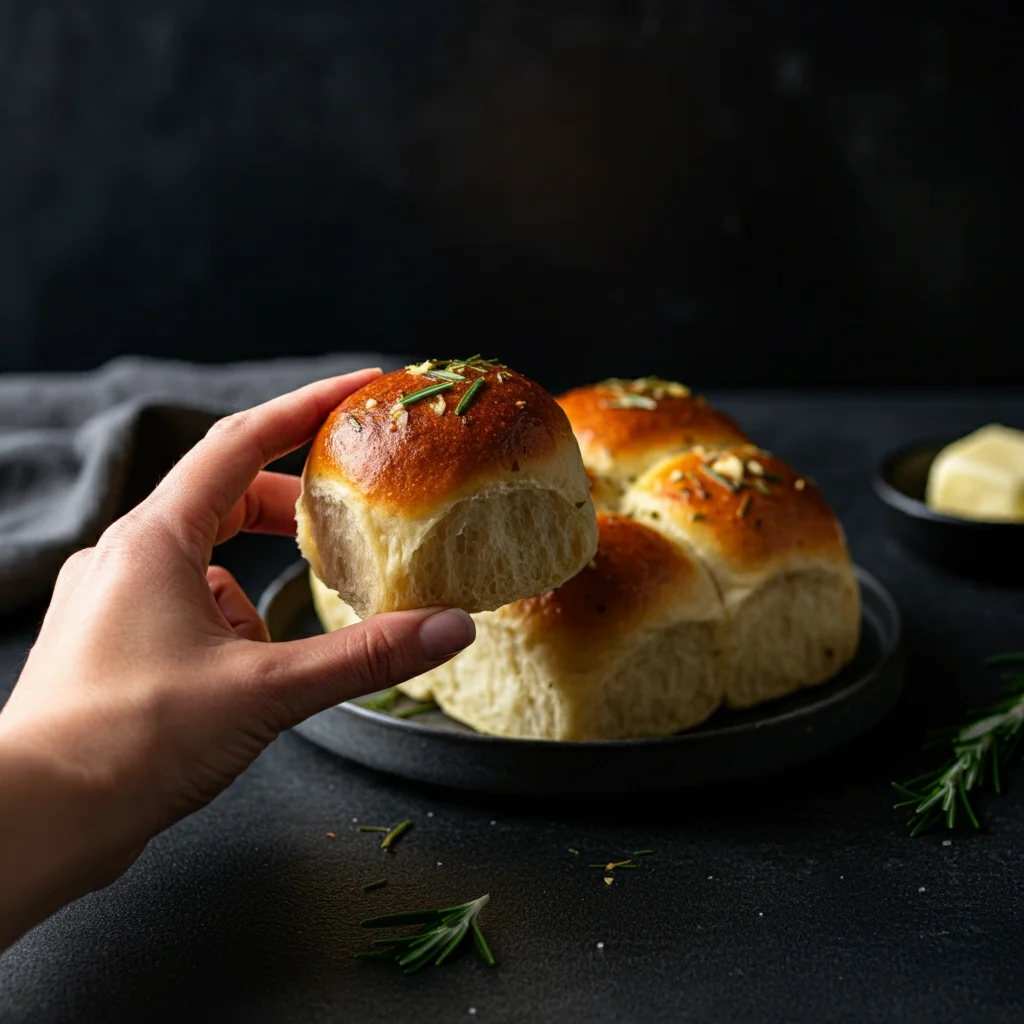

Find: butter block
[926,423,1024,521]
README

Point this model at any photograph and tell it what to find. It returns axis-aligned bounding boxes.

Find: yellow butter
[926,423,1024,521]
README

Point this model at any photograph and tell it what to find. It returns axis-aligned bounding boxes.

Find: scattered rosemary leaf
[392,701,438,719]
[381,820,413,851]
[761,472,785,483]
[358,826,390,833]
[362,688,399,712]
[363,879,388,892]
[691,512,707,523]
[348,415,362,432]
[455,377,484,415]
[426,369,467,382]
[752,479,772,497]
[737,494,752,518]
[568,848,580,855]
[633,850,653,856]
[703,467,738,492]
[400,381,454,407]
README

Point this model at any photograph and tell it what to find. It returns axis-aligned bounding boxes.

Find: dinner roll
[308,571,438,701]
[297,358,598,618]
[557,377,749,507]
[623,446,860,709]
[415,514,726,741]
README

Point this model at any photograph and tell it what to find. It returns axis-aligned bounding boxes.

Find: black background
[2,2,1022,390]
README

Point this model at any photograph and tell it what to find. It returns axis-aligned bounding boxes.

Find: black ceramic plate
[873,437,1024,581]
[260,561,904,795]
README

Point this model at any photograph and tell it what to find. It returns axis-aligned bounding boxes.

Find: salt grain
[437,862,443,867]
[918,886,926,893]
[490,820,497,826]
[942,840,952,847]
[468,1009,477,1016]
[596,942,605,950]
[427,812,434,818]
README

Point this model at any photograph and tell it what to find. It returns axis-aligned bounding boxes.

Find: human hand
[0,370,475,945]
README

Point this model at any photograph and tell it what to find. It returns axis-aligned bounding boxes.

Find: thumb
[253,607,475,729]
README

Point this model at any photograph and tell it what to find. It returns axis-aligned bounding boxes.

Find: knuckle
[356,626,410,688]
[206,411,248,443]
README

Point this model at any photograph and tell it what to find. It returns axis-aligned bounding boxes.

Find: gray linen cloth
[0,353,402,615]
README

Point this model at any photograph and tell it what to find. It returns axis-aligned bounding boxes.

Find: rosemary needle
[362,688,399,712]
[455,377,484,415]
[381,820,413,851]
[363,879,388,892]
[633,850,654,856]
[399,382,454,407]
[391,701,438,719]
[357,826,390,833]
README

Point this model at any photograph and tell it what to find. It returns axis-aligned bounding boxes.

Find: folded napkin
[0,353,403,616]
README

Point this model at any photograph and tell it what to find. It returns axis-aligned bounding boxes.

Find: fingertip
[417,608,476,663]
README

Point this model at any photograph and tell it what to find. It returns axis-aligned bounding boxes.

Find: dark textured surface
[1,391,1024,1023]
[1,3,1023,386]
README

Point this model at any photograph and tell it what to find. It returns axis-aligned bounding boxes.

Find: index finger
[146,368,381,553]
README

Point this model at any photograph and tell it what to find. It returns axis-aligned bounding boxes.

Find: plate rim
[260,559,903,752]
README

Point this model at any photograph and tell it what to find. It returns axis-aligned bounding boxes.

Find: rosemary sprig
[363,879,388,892]
[455,377,484,415]
[356,895,495,973]
[894,653,1024,835]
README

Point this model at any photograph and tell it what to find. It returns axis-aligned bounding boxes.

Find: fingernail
[418,609,475,662]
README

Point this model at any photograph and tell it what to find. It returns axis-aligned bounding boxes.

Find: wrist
[0,733,144,947]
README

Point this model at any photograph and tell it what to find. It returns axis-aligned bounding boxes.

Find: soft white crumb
[351,817,358,823]
[918,886,926,893]
[427,812,434,818]
[437,861,443,867]
[490,820,497,826]
[707,876,713,880]
[942,839,952,846]
[758,912,763,917]
[596,942,605,950]
[468,1010,477,1017]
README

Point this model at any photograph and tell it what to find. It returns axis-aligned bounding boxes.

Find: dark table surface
[1,391,1023,1024]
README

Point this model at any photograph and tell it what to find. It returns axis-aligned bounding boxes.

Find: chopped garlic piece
[746,459,765,476]
[431,394,446,416]
[405,359,434,376]
[926,424,1024,521]
[710,453,745,485]
[365,398,378,409]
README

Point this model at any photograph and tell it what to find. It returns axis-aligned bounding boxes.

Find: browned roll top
[557,379,749,466]
[504,513,699,639]
[636,446,848,568]
[305,361,574,515]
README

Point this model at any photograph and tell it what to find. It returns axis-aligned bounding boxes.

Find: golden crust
[628,446,848,570]
[557,380,748,472]
[305,362,574,515]
[497,513,703,641]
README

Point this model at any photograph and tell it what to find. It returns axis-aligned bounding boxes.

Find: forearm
[0,737,141,949]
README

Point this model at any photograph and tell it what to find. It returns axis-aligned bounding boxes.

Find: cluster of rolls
[299,362,861,742]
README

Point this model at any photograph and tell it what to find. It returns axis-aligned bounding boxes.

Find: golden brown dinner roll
[557,378,749,505]
[418,514,725,740]
[623,446,860,709]
[296,357,598,618]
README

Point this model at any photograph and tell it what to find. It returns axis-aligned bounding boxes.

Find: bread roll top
[624,446,850,581]
[306,359,575,517]
[490,512,721,643]
[557,378,749,483]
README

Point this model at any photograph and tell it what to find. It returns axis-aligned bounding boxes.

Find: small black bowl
[873,437,1024,582]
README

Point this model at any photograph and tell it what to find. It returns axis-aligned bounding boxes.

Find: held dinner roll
[297,357,598,618]
[623,446,860,710]
[557,377,749,508]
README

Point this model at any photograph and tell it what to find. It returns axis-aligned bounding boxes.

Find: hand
[0,370,475,947]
